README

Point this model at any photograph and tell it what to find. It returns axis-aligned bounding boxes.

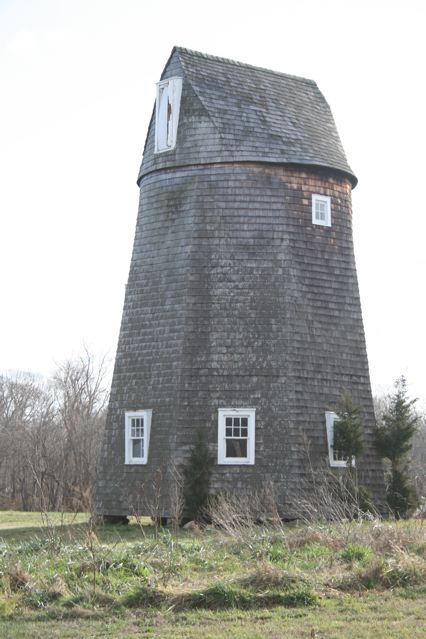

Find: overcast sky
[1,0,425,405]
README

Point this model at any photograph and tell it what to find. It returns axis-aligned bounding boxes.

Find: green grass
[0,511,89,543]
[0,511,425,638]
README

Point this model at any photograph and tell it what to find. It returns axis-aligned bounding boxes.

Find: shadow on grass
[0,521,166,546]
[0,524,87,544]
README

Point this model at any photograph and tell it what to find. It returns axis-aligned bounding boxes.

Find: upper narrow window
[218,408,256,465]
[325,411,354,468]
[155,77,182,153]
[312,194,331,226]
[125,410,152,464]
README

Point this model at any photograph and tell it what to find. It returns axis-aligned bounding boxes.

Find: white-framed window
[218,408,256,465]
[155,77,182,153]
[125,410,152,464]
[325,411,354,468]
[312,194,331,226]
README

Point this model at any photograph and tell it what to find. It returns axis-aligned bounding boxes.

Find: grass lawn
[0,511,425,638]
[0,511,89,540]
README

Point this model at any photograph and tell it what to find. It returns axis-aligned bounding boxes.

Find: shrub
[334,392,364,463]
[186,582,250,610]
[386,469,417,519]
[182,429,214,521]
[239,564,298,590]
[6,563,31,592]
[269,543,289,562]
[121,584,163,608]
[340,543,372,563]
[337,557,387,591]
[375,377,419,518]
[278,589,318,607]
[375,377,418,464]
[180,581,317,610]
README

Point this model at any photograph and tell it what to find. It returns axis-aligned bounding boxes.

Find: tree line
[0,351,108,512]
[0,352,425,517]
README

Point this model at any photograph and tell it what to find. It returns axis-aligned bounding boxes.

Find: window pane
[226,427,232,436]
[241,418,248,428]
[131,417,144,438]
[333,449,346,462]
[316,201,326,220]
[226,417,232,427]
[167,95,173,147]
[233,426,241,437]
[233,417,240,427]
[157,85,169,149]
[241,427,248,437]
[226,439,248,458]
[132,439,143,458]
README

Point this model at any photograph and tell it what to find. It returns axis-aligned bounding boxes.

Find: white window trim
[154,77,182,154]
[312,194,331,227]
[325,411,356,468]
[125,410,152,465]
[218,408,256,465]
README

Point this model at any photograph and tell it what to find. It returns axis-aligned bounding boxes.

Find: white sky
[1,0,425,405]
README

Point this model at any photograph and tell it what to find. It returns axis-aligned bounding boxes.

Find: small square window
[125,410,152,464]
[218,408,256,465]
[312,194,331,227]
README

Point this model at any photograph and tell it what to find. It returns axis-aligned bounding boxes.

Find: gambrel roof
[138,47,356,186]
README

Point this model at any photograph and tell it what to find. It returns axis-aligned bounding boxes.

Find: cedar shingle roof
[138,47,356,186]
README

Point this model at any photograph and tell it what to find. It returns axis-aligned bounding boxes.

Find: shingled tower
[96,48,385,520]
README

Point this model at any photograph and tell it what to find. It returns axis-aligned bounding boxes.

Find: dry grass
[206,485,283,539]
[238,563,300,590]
[0,508,425,633]
[5,564,32,592]
[47,576,71,600]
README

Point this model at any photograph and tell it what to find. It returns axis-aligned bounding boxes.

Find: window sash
[125,410,152,464]
[130,417,145,460]
[312,194,331,226]
[155,77,182,153]
[218,409,255,465]
[315,200,327,221]
[325,411,351,468]
[132,438,144,459]
[156,86,169,150]
[225,438,248,458]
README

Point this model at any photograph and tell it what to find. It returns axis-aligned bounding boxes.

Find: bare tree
[0,373,56,510]
[53,348,108,510]
[0,349,109,512]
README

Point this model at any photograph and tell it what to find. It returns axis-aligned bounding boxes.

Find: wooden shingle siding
[95,49,385,519]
